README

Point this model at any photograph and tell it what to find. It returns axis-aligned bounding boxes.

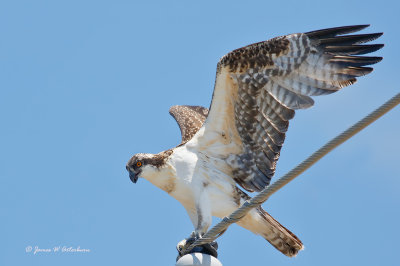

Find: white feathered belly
[166,145,239,218]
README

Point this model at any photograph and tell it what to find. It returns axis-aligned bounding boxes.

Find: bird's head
[126,153,152,183]
[126,151,170,183]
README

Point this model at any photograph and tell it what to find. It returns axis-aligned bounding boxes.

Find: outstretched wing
[201,25,383,192]
[169,105,209,144]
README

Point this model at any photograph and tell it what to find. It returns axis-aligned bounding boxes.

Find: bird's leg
[184,188,213,239]
[182,194,212,244]
[193,191,212,237]
[176,192,218,261]
[182,206,202,240]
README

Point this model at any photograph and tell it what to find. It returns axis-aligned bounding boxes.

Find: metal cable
[182,92,400,253]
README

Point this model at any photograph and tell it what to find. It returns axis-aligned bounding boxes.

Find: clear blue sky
[1,1,399,265]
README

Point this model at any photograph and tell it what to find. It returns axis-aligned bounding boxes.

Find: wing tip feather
[305,24,371,39]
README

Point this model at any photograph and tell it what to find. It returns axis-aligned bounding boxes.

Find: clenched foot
[176,232,218,261]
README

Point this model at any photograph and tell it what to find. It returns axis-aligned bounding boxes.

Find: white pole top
[175,253,222,266]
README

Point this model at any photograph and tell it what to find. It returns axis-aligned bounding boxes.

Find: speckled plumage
[209,25,383,192]
[169,105,209,144]
[127,25,383,257]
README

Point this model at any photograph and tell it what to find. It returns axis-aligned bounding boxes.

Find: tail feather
[238,207,304,257]
[257,207,303,257]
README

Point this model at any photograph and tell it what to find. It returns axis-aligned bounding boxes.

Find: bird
[126,25,383,257]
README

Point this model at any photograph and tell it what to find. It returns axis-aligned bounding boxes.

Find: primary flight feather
[126,25,383,257]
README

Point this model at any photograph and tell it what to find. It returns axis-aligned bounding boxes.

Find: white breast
[169,144,237,216]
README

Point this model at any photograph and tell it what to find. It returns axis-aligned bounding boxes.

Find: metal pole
[176,253,223,266]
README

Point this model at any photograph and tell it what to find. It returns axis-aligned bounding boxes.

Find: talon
[176,233,219,261]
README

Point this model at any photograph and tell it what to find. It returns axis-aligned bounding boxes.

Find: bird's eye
[136,161,142,167]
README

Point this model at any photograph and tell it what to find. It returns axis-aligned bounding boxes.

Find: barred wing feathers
[202,25,383,193]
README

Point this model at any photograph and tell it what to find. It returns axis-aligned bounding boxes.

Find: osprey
[126,25,383,257]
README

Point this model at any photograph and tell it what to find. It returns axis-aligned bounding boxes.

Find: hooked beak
[129,171,138,183]
[127,165,142,184]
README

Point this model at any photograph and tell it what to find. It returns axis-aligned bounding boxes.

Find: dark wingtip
[341,24,371,33]
[355,24,370,30]
[375,56,383,63]
[305,24,371,39]
[373,32,383,37]
[319,32,383,46]
[325,44,384,55]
